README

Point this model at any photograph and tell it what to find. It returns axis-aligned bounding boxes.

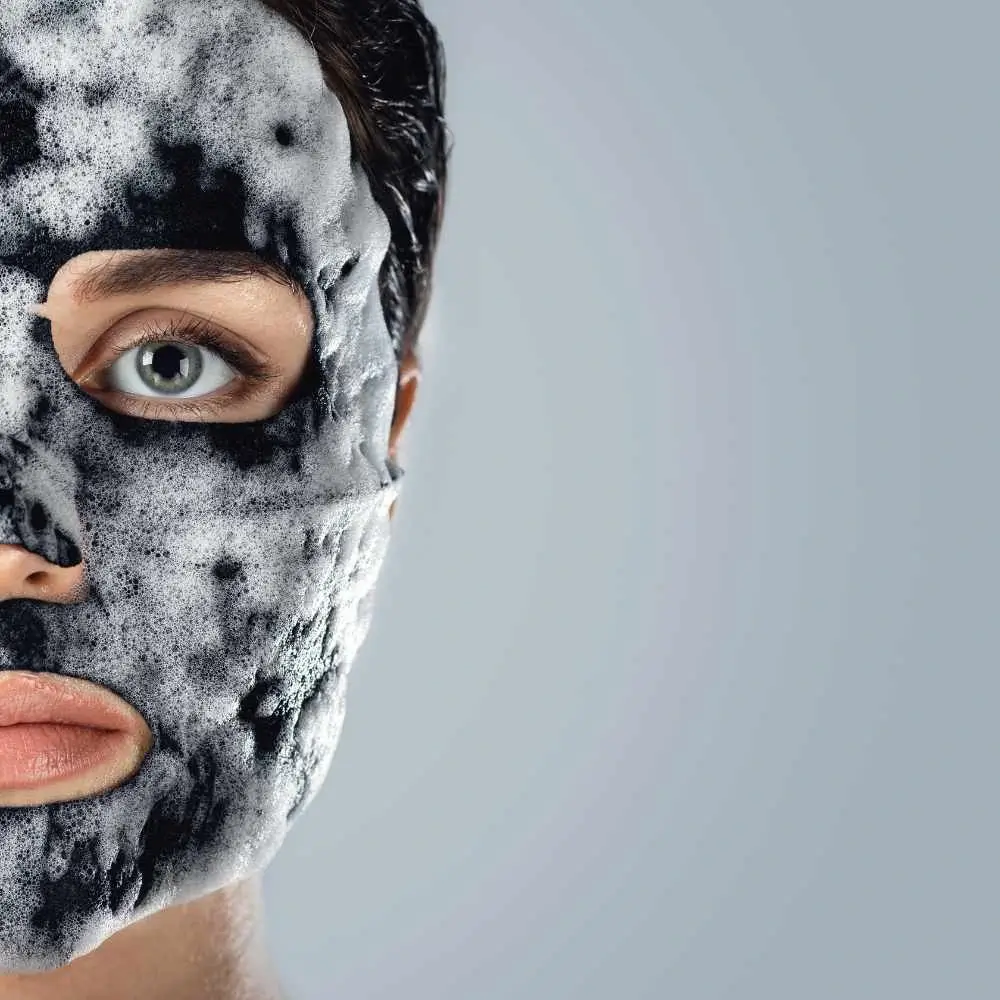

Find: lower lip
[0,723,134,790]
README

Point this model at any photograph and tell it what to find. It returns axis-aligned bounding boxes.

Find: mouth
[0,671,152,807]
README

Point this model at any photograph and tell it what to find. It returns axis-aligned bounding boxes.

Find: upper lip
[0,670,150,740]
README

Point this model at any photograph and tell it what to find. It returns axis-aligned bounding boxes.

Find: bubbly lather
[0,0,400,970]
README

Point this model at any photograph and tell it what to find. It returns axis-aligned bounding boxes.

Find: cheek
[68,427,354,709]
[73,474,310,696]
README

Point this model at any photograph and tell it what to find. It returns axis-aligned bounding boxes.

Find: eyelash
[96,315,281,418]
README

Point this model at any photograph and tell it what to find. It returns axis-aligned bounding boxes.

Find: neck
[0,875,284,1000]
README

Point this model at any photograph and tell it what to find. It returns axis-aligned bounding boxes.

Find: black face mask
[0,0,400,970]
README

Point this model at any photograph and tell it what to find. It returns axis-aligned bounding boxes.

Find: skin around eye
[34,250,316,424]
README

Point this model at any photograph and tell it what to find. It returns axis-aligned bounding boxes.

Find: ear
[388,347,420,520]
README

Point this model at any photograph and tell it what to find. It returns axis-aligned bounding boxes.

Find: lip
[0,671,152,807]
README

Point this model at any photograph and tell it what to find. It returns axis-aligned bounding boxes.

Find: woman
[0,0,447,996]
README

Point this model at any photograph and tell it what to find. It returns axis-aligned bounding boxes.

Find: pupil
[152,344,184,379]
[136,342,202,394]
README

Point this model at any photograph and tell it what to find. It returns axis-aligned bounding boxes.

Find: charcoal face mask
[0,0,400,970]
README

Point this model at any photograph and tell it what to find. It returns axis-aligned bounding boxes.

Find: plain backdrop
[264,2,999,997]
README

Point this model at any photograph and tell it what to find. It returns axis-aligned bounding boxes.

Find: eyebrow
[73,249,305,304]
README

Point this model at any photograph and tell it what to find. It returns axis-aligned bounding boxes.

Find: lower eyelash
[124,387,269,421]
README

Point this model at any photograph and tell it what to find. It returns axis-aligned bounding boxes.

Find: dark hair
[259,0,449,363]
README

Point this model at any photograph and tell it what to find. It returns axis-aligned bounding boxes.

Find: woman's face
[0,0,399,972]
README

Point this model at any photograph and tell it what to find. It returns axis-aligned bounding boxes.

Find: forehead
[0,0,356,267]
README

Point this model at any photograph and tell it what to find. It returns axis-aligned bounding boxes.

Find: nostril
[26,571,47,586]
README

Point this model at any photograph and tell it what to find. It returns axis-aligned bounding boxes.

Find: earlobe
[388,347,420,463]
[388,347,420,522]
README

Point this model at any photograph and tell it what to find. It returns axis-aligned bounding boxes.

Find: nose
[0,544,86,603]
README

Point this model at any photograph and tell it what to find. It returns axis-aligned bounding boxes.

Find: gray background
[264,2,999,997]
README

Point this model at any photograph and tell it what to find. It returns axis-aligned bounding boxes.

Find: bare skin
[0,875,283,1000]
[0,250,419,998]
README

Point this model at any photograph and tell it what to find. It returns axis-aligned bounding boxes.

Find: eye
[84,315,278,411]
[105,339,237,399]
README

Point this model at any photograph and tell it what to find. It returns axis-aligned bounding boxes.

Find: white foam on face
[0,0,401,971]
